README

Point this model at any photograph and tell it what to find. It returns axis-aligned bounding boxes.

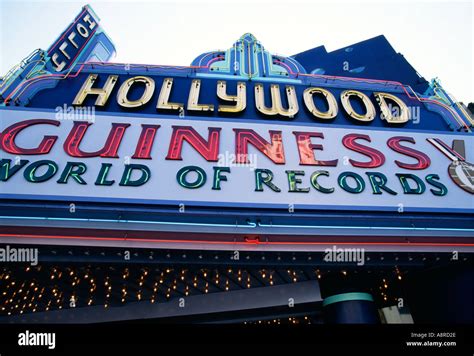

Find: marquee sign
[1,7,473,216]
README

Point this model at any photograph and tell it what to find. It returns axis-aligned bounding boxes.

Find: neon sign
[72,74,411,124]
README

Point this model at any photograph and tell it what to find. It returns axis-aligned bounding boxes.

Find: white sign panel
[0,109,473,213]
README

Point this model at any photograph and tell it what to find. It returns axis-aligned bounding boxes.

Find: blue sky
[0,0,472,102]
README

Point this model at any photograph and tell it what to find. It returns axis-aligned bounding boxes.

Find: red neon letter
[63,121,130,158]
[342,133,385,168]
[387,136,431,170]
[0,119,59,155]
[132,124,161,159]
[166,126,221,161]
[293,131,338,166]
[234,129,285,164]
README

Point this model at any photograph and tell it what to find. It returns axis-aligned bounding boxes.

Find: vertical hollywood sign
[49,12,97,72]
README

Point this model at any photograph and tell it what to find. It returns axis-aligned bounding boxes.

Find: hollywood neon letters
[72,74,411,123]
[0,118,449,196]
